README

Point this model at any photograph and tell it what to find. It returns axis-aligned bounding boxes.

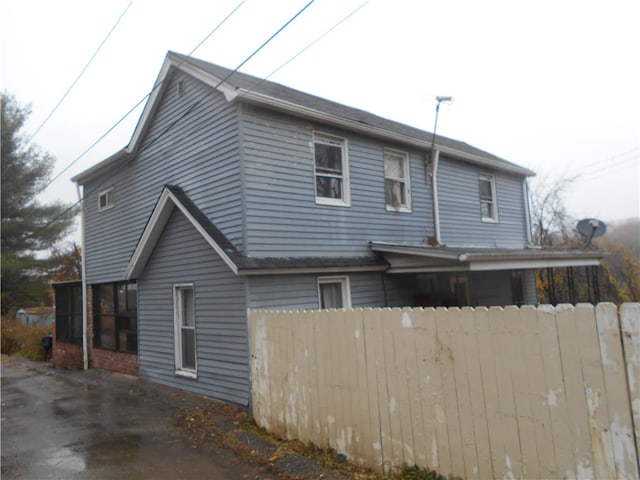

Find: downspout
[431,149,442,245]
[76,184,88,371]
[427,96,451,247]
[523,177,533,245]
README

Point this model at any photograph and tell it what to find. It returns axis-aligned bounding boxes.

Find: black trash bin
[41,334,53,361]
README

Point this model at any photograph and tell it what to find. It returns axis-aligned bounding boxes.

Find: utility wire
[25,1,134,146]
[30,0,315,238]
[138,0,315,156]
[27,0,247,205]
[240,0,368,94]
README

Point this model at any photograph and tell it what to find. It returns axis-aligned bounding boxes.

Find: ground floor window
[317,276,351,309]
[54,281,83,345]
[173,283,196,377]
[93,281,137,353]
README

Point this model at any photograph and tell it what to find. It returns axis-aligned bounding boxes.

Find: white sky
[2,0,639,243]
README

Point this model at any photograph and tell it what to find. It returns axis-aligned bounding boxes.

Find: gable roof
[125,185,386,279]
[73,51,534,184]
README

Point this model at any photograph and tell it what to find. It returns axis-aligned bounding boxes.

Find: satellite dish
[577,218,606,247]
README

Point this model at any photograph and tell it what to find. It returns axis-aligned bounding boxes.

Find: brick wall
[91,348,138,376]
[52,341,83,370]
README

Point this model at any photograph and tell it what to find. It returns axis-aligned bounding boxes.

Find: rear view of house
[53,52,602,405]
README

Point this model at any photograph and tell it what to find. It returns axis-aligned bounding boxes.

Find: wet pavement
[1,355,271,479]
[1,355,360,480]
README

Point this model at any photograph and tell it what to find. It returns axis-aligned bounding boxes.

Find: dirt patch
[172,400,383,479]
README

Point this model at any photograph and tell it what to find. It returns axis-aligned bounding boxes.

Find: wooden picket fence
[250,303,640,479]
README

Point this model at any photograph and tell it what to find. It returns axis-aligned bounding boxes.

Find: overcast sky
[2,0,639,241]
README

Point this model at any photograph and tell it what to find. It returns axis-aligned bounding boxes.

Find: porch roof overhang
[369,241,605,274]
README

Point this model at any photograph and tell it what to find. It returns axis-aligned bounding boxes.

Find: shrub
[1,316,51,361]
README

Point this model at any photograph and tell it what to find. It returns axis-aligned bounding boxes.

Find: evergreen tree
[1,92,77,314]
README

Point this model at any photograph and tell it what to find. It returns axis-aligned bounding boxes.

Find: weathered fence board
[250,304,640,478]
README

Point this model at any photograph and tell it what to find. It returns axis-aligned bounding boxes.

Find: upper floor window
[314,133,350,206]
[384,148,411,212]
[318,276,351,309]
[98,188,114,211]
[479,174,498,222]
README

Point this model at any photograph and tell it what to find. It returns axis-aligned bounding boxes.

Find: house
[16,307,54,328]
[54,51,603,406]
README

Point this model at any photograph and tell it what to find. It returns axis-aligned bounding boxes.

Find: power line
[25,1,134,146]
[27,0,247,205]
[240,0,368,93]
[31,0,315,239]
[138,0,316,156]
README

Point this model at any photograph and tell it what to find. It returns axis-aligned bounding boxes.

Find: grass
[1,315,51,361]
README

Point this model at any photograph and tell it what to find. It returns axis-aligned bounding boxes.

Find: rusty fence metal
[250,303,640,479]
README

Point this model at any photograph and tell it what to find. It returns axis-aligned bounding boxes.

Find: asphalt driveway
[0,354,271,479]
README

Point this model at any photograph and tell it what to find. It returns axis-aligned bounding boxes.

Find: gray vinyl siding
[83,71,243,284]
[137,208,249,405]
[240,105,433,257]
[437,156,528,248]
[247,272,409,310]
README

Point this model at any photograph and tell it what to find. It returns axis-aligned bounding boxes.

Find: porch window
[384,148,411,211]
[318,276,351,309]
[479,174,498,222]
[174,284,196,377]
[314,132,350,206]
[93,281,137,353]
[54,282,83,345]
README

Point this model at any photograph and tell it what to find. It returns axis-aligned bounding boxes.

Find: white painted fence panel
[250,304,640,478]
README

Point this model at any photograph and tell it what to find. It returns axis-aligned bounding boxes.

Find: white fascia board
[239,91,535,177]
[125,188,239,279]
[125,189,175,279]
[369,242,462,260]
[467,257,601,271]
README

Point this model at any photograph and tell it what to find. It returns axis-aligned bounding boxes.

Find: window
[479,174,498,222]
[174,284,196,377]
[54,282,83,345]
[98,188,114,211]
[314,133,350,206]
[384,148,411,211]
[318,276,351,309]
[93,281,137,353]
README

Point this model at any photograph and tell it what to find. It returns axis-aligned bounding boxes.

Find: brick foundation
[91,348,138,376]
[52,341,84,370]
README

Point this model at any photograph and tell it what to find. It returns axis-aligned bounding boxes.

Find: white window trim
[173,283,197,378]
[479,174,499,223]
[317,276,351,309]
[98,187,114,212]
[384,148,412,213]
[313,132,351,207]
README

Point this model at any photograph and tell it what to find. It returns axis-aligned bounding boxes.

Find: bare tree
[528,173,579,247]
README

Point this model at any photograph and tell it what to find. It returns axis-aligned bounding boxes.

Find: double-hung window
[479,174,498,222]
[174,284,196,377]
[98,188,114,211]
[384,148,411,211]
[317,276,351,309]
[314,132,350,206]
